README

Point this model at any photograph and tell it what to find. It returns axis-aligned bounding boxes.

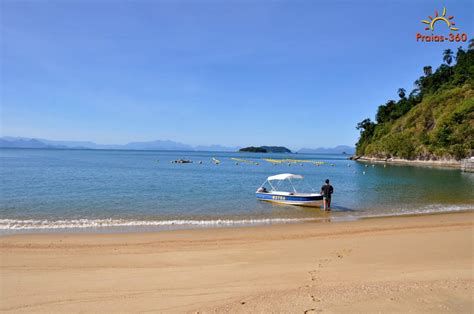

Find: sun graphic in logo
[421,8,458,32]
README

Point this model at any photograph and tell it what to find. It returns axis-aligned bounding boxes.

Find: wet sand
[1,212,473,313]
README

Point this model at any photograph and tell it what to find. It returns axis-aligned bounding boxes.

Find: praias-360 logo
[416,7,468,43]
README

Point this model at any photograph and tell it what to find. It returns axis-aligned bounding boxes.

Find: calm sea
[1,148,473,234]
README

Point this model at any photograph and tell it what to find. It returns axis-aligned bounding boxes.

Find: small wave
[385,204,473,216]
[1,205,471,232]
[341,204,473,221]
[0,217,317,230]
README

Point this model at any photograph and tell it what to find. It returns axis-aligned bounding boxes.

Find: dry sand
[1,212,473,313]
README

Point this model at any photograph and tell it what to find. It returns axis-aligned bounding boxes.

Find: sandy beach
[1,212,473,313]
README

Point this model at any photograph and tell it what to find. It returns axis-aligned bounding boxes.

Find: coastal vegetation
[355,42,474,160]
[239,146,292,153]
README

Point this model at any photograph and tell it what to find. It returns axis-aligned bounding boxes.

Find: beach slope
[1,212,473,313]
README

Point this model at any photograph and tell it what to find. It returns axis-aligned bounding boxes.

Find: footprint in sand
[310,295,321,302]
[315,258,332,269]
[306,257,334,284]
[333,248,352,259]
[308,270,319,281]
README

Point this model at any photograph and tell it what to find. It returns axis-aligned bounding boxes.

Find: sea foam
[0,217,317,230]
[1,204,472,232]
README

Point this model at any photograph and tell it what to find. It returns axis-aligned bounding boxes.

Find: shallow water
[1,148,473,233]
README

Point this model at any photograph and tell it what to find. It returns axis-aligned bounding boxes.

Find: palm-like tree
[443,49,453,65]
[414,79,421,89]
[397,88,406,99]
[455,46,466,61]
[423,66,432,76]
[409,89,420,99]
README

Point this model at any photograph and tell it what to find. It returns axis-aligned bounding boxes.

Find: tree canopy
[355,42,474,160]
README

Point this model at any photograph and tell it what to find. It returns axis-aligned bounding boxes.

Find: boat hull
[256,192,323,207]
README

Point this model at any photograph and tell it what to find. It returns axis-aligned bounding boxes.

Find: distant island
[354,44,473,164]
[239,146,292,153]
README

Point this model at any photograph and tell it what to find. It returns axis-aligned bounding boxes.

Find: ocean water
[1,148,473,234]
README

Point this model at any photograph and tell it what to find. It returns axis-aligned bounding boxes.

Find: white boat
[256,173,323,207]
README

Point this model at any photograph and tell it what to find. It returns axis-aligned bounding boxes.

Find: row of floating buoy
[231,157,259,165]
[169,158,220,165]
[163,159,389,172]
[353,163,388,174]
[170,159,193,164]
[263,158,326,166]
[166,160,338,166]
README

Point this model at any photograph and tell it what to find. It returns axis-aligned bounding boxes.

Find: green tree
[355,42,473,160]
[376,105,389,123]
[397,88,406,99]
[409,89,420,100]
[414,79,422,89]
[423,66,432,76]
[355,118,376,155]
[356,118,375,134]
[455,46,465,61]
[443,49,453,65]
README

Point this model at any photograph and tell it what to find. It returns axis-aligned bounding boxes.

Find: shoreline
[1,211,473,312]
[1,206,473,236]
[352,155,464,169]
[4,210,471,239]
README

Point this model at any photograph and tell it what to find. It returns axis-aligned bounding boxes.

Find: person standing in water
[321,179,334,211]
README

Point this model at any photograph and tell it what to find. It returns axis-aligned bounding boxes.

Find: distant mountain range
[0,138,64,149]
[0,137,239,152]
[297,145,355,154]
[0,137,354,154]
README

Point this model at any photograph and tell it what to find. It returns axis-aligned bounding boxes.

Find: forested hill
[355,42,474,161]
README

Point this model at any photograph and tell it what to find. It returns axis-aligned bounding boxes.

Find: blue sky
[1,0,473,149]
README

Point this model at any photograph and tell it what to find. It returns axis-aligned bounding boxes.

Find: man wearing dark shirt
[321,179,334,211]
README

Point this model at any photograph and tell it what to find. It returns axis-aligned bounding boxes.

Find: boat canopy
[267,173,304,181]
